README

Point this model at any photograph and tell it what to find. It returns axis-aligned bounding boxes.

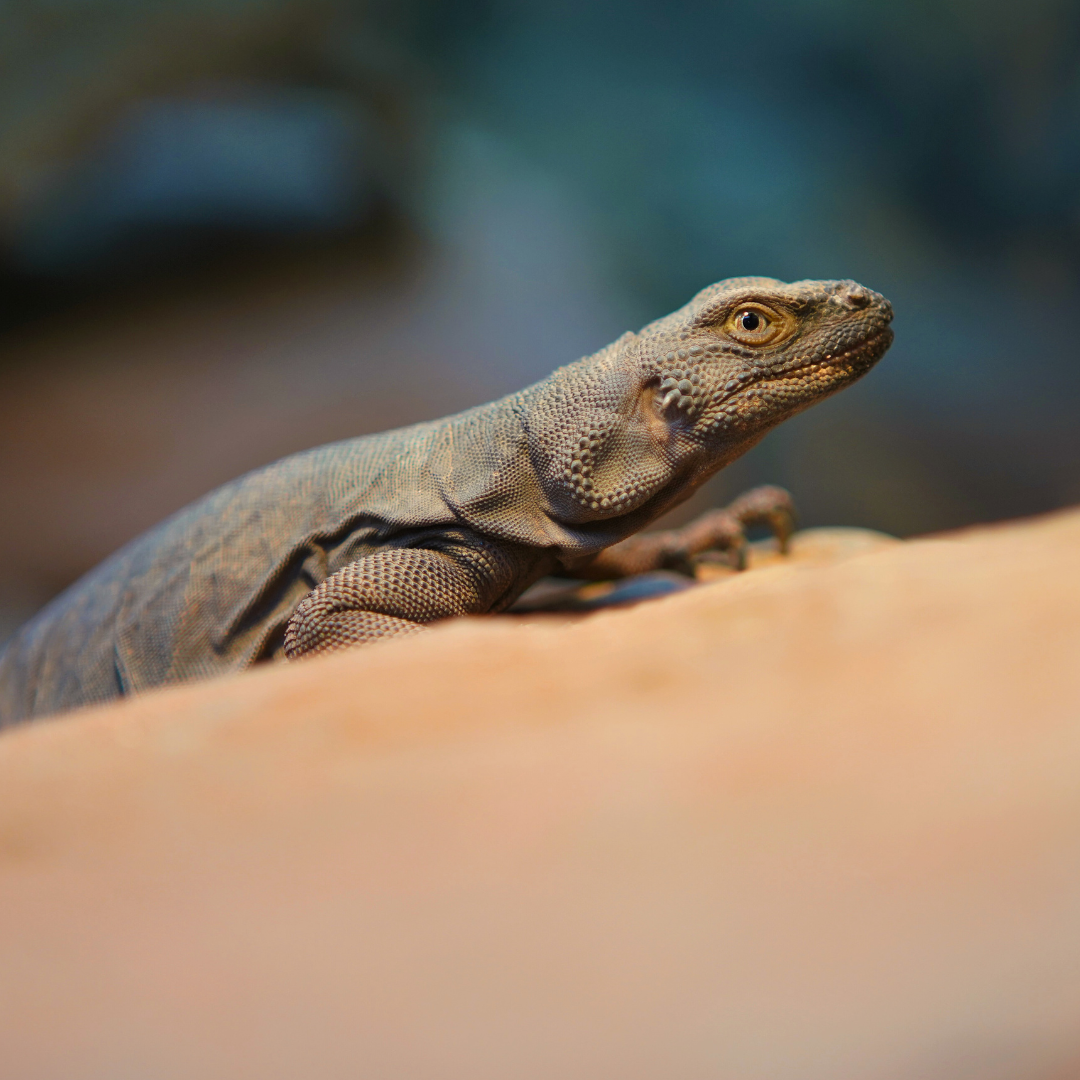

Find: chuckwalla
[0,277,893,724]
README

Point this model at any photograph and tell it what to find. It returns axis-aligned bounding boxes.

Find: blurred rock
[1,507,1079,1078]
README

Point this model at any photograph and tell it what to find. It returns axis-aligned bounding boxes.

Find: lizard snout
[831,283,892,322]
[829,280,889,315]
[831,283,871,309]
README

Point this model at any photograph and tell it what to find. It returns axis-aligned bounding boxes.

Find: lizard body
[0,277,892,724]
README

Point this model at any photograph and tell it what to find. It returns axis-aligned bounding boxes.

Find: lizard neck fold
[426,350,689,556]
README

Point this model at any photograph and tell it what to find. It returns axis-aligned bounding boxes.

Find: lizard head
[530,277,892,530]
[635,276,893,445]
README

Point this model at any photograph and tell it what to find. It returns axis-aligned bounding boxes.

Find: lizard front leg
[284,538,536,660]
[565,485,796,580]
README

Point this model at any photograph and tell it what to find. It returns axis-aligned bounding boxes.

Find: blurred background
[2,0,1080,643]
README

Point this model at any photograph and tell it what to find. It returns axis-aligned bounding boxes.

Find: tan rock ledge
[2,509,1080,1079]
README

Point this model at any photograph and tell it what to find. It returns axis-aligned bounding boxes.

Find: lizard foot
[659,485,796,575]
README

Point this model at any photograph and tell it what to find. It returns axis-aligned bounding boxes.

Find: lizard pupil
[739,312,761,331]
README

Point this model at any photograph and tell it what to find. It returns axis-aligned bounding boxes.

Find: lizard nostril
[844,286,871,309]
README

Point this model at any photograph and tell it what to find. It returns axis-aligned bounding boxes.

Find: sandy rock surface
[2,511,1080,1079]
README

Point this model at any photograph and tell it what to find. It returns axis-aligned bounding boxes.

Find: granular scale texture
[0,277,893,723]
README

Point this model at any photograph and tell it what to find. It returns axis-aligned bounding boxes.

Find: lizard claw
[724,485,797,554]
[662,486,797,576]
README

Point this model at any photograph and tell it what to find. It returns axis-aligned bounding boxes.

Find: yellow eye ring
[723,303,792,347]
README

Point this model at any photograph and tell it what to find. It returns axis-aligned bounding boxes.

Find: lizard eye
[723,303,789,346]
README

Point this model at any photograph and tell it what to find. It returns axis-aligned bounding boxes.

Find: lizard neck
[432,337,762,557]
[512,341,740,553]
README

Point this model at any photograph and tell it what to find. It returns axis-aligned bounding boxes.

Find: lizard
[0,276,893,725]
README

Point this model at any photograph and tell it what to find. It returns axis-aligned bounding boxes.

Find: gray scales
[0,277,893,725]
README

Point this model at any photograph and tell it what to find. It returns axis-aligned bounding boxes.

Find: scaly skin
[0,277,892,723]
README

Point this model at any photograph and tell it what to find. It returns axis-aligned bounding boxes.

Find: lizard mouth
[712,324,898,416]
[723,326,893,404]
[827,326,893,367]
[785,326,894,378]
